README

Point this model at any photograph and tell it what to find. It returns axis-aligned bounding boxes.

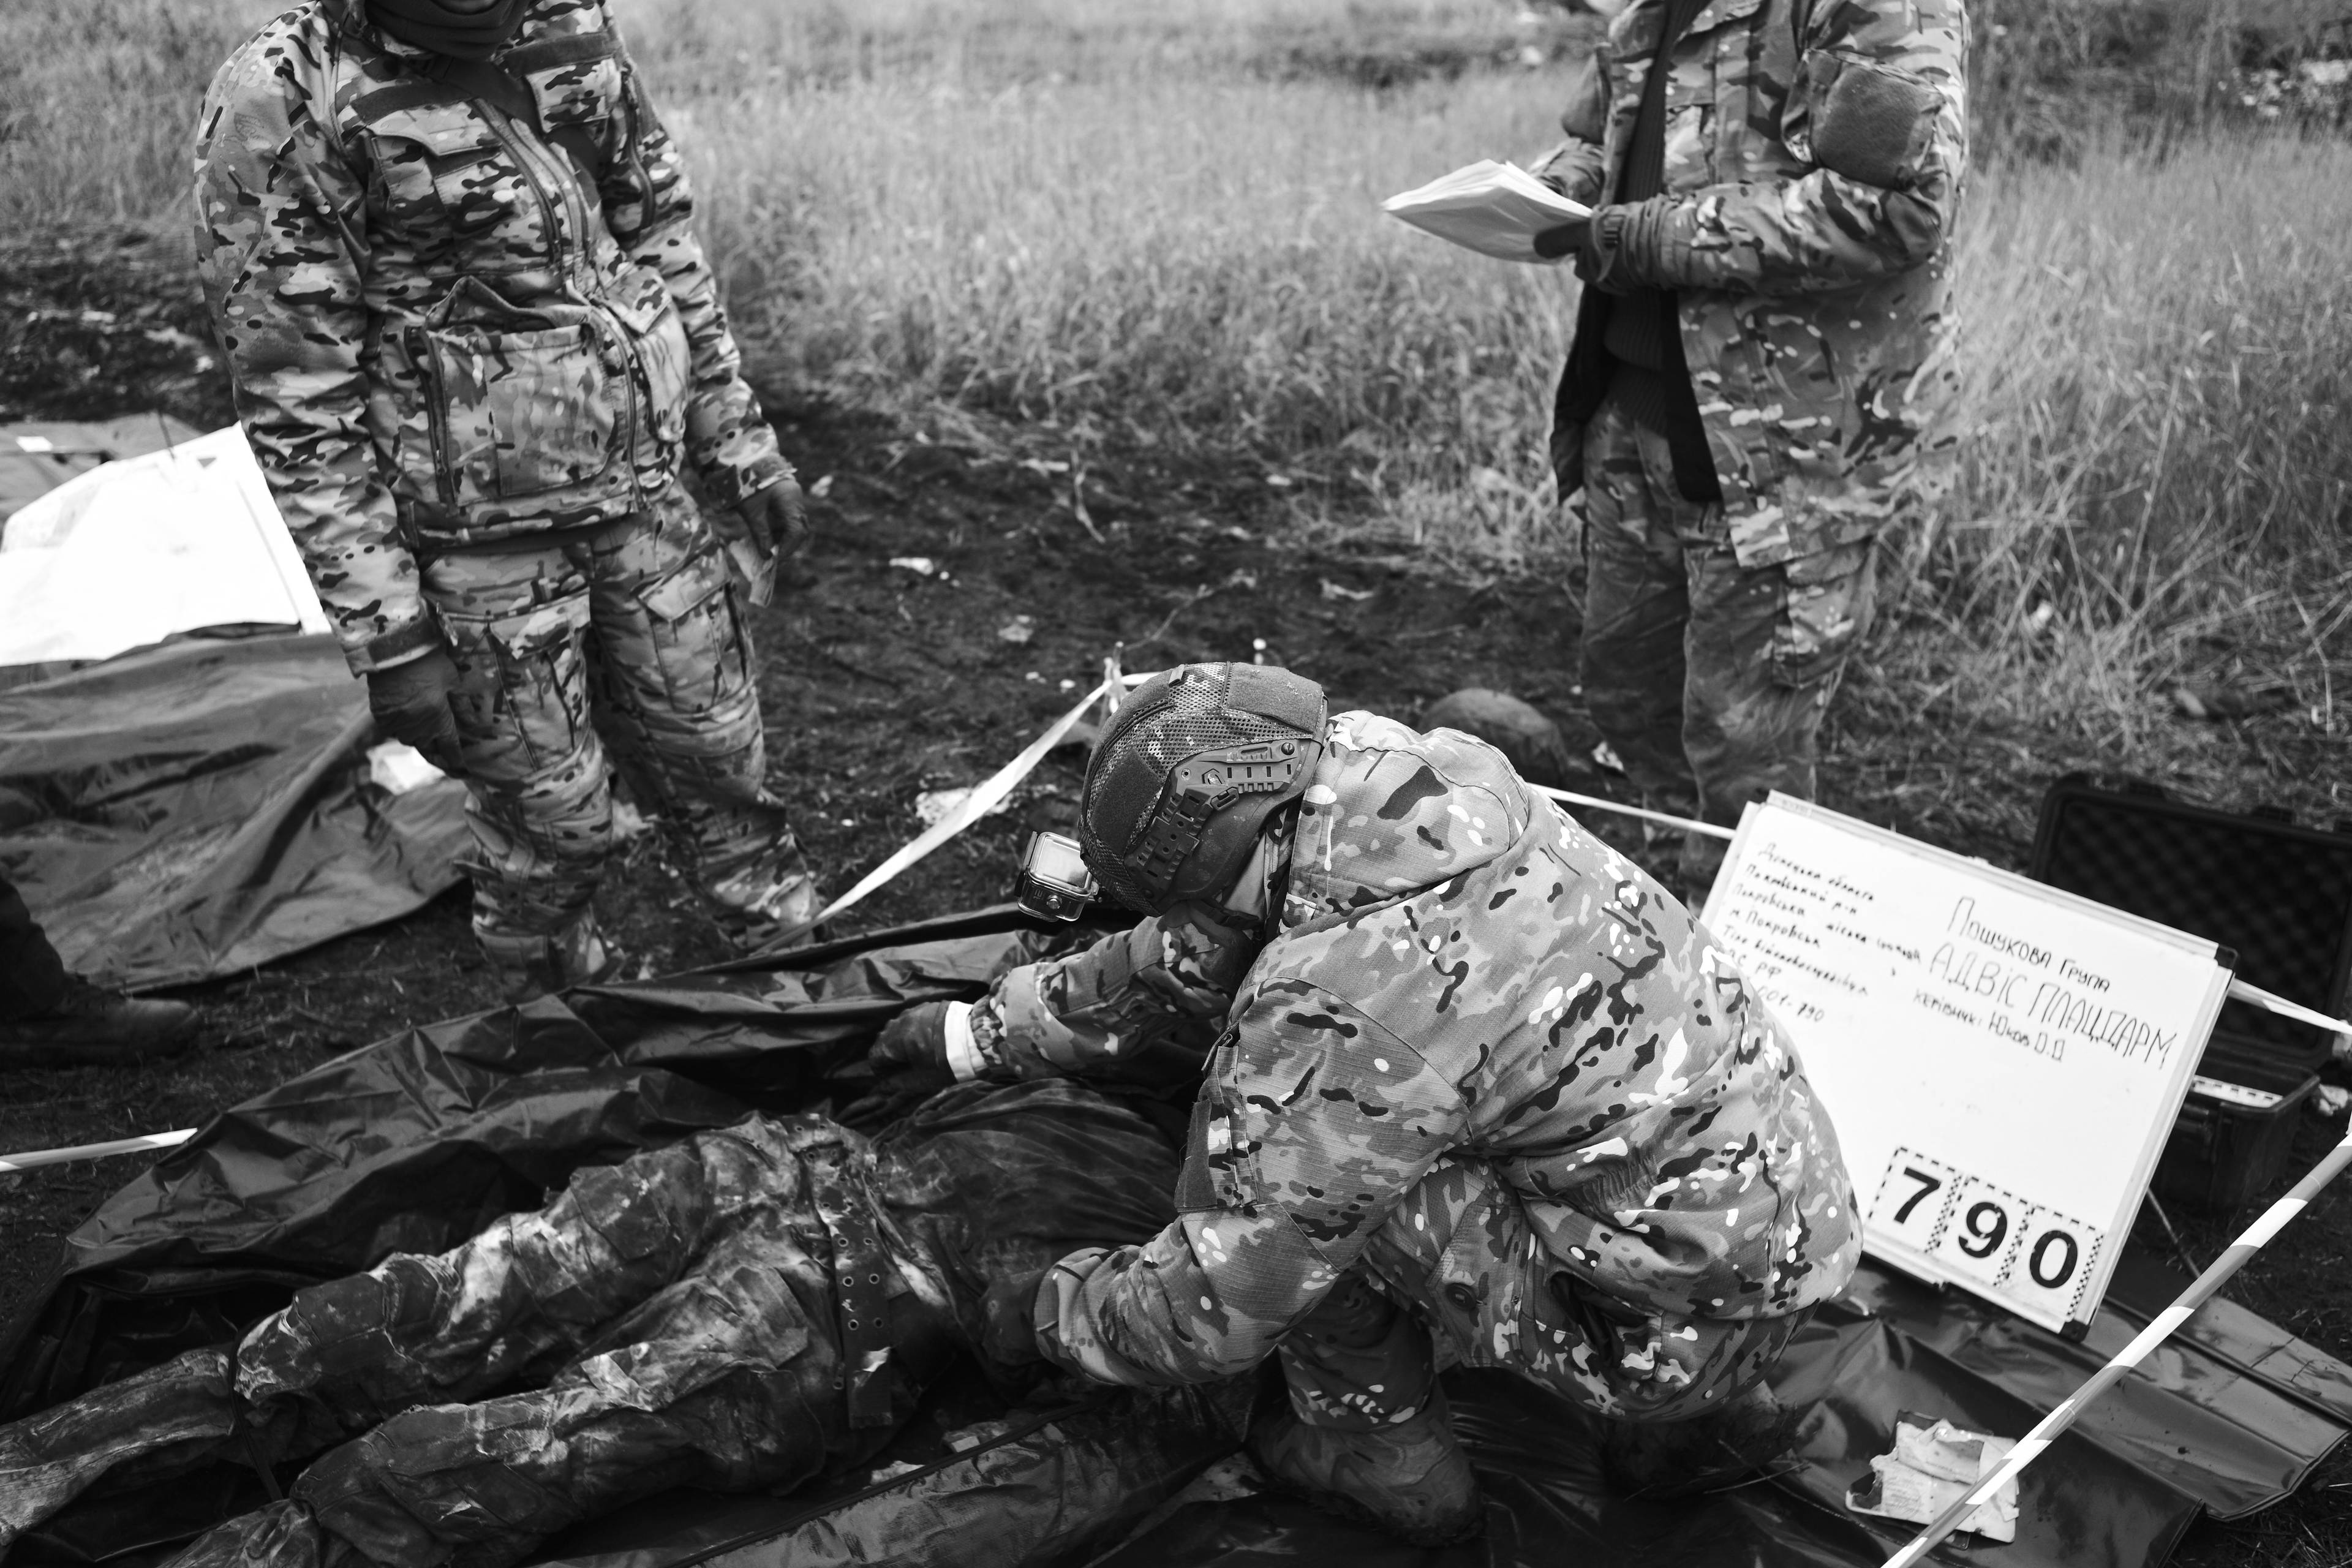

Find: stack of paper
[1847,1414,2022,1544]
[1381,159,1591,265]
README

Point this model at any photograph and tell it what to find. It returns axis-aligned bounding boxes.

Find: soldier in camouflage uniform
[870,663,1860,1542]
[1523,0,1970,894]
[194,0,820,996]
[0,1080,1185,1567]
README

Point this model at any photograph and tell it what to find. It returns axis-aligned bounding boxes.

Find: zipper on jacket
[478,94,645,512]
[476,103,568,280]
[407,325,459,509]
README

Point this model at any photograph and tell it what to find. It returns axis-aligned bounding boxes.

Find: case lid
[2029,774,2352,1072]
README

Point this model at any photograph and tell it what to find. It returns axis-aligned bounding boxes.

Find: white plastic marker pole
[1880,1126,2352,1568]
[1527,783,1736,842]
[2228,977,2352,1039]
[0,1127,197,1174]
[806,677,1113,931]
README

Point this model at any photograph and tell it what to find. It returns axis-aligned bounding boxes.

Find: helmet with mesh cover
[1079,662,1327,913]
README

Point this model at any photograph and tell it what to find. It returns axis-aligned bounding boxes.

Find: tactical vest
[331,14,693,541]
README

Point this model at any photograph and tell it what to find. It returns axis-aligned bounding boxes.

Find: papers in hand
[1382,159,1591,265]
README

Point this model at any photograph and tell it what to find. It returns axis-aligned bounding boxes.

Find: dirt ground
[2,228,2348,1565]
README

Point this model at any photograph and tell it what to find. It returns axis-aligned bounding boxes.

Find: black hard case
[2027,775,2352,1212]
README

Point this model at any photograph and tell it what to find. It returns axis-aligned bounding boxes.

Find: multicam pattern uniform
[995,715,1859,1422]
[1577,398,1879,881]
[194,0,810,961]
[0,1082,1184,1567]
[1532,0,1968,872]
[1534,0,1970,557]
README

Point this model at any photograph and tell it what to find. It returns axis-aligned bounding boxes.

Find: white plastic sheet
[0,426,329,666]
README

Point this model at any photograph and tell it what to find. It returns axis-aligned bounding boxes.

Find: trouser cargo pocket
[1769,539,1877,688]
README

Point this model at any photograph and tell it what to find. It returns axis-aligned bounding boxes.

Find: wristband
[943,1000,983,1082]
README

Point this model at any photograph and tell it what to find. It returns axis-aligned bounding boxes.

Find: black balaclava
[367,0,533,61]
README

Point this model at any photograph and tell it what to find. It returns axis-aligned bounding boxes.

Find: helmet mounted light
[1014,831,1099,922]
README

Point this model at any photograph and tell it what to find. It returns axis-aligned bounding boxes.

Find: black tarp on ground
[0,633,468,990]
[0,908,2345,1568]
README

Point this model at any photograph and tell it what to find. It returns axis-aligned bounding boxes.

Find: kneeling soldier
[872,662,1861,1541]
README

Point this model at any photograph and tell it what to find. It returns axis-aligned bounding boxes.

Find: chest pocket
[358,93,529,247]
[521,50,624,138]
[1616,0,1776,192]
[413,277,626,508]
[603,265,692,448]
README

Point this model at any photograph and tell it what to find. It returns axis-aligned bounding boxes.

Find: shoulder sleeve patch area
[1800,49,1942,190]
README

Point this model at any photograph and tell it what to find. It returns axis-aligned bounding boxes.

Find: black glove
[366,647,461,771]
[841,1001,959,1127]
[870,1001,956,1091]
[1534,215,1593,263]
[737,477,810,560]
[1536,206,1638,295]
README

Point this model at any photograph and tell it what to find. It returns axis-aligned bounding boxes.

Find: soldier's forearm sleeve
[194,49,427,675]
[1035,987,1468,1385]
[1529,51,1608,209]
[1613,0,1967,298]
[1528,139,1607,211]
[599,41,788,507]
[968,903,1257,1084]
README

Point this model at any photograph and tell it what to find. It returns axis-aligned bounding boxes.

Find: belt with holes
[792,1133,897,1430]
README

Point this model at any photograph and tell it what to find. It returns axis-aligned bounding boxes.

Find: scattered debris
[2171,682,2294,721]
[365,741,444,797]
[888,556,937,577]
[1265,473,1293,488]
[913,786,1014,829]
[943,1419,1014,1454]
[808,473,834,499]
[1848,1413,2021,1544]
[1319,578,1375,603]
[2316,1084,2350,1119]
[1592,739,1627,775]
[998,615,1036,645]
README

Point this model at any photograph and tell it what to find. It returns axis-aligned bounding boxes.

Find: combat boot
[480,919,621,1005]
[1248,1388,1483,1546]
[709,862,825,954]
[1600,1380,1807,1500]
[0,975,197,1068]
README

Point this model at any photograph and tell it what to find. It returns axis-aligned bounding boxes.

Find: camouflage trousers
[1281,1153,1805,1433]
[0,1082,1182,1567]
[420,482,817,984]
[1576,397,1877,895]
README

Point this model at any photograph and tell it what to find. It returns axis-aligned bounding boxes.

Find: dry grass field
[2,0,2350,1561]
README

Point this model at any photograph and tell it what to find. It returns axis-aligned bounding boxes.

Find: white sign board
[1703,796,2231,1335]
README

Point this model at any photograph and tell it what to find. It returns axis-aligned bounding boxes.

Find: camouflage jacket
[1534,0,1969,567]
[194,0,790,673]
[1014,714,1860,1389]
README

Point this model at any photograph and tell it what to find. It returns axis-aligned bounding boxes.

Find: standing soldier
[869,663,1861,1542]
[1528,0,1969,895]
[194,0,820,998]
